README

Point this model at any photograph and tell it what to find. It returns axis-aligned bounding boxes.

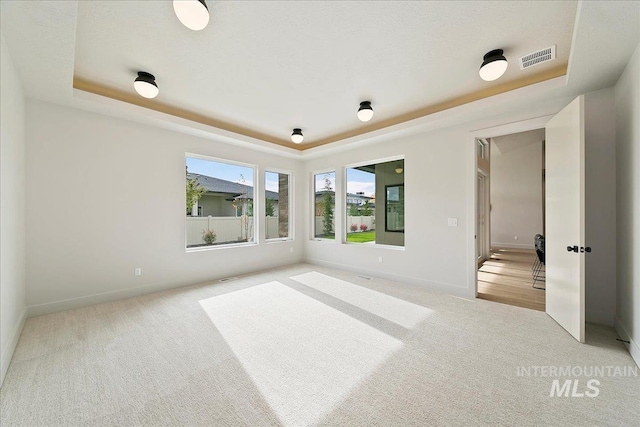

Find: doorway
[475,129,546,311]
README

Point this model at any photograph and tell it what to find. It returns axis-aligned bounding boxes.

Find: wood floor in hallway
[477,247,545,311]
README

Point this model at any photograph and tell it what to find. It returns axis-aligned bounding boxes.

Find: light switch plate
[448,218,458,227]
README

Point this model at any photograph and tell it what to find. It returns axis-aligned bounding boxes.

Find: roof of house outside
[188,173,279,200]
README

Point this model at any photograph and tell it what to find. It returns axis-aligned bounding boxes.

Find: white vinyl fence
[186,216,280,246]
[314,216,375,234]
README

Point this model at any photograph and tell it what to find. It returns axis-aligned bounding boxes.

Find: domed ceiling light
[357,101,374,122]
[133,72,159,99]
[173,0,210,31]
[291,128,304,144]
[479,49,508,81]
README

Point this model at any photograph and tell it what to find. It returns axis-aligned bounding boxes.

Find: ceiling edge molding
[73,77,302,150]
[300,75,568,159]
[302,64,568,149]
[74,65,566,153]
[70,89,303,159]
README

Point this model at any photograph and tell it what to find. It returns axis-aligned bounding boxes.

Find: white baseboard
[491,242,535,250]
[586,310,615,326]
[1,307,27,388]
[27,259,302,317]
[615,317,640,368]
[304,257,473,299]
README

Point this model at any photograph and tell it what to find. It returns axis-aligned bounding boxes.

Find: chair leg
[532,263,546,290]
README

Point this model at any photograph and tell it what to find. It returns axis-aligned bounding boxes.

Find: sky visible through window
[187,157,254,187]
[313,169,375,195]
[346,168,375,196]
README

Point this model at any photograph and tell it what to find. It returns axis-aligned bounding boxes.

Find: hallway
[478,248,545,311]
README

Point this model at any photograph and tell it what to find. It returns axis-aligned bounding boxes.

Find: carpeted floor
[1,263,638,426]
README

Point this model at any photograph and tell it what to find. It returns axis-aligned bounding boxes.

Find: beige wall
[490,134,544,249]
[584,87,617,326]
[615,43,640,366]
[0,34,27,386]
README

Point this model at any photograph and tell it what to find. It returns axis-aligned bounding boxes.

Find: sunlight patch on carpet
[290,271,433,329]
[199,281,402,426]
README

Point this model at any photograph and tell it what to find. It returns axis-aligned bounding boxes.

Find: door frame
[476,170,489,265]
[467,115,554,298]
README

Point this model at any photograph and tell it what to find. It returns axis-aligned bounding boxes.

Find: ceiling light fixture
[395,167,403,174]
[133,72,159,99]
[291,128,304,144]
[479,49,508,81]
[173,0,210,31]
[357,101,374,122]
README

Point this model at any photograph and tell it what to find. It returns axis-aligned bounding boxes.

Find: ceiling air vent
[519,45,556,70]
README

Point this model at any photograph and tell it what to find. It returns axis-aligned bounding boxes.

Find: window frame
[185,153,258,252]
[264,168,294,243]
[311,169,337,241]
[343,155,405,248]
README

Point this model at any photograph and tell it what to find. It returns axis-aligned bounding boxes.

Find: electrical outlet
[448,218,458,227]
[378,256,383,263]
[290,247,294,253]
[135,268,142,276]
[514,236,518,240]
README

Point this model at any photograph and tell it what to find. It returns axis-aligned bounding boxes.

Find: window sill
[266,238,293,244]
[186,241,257,253]
[344,242,405,250]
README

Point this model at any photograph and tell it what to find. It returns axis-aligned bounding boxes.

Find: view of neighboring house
[346,192,374,208]
[187,172,279,217]
[314,191,374,215]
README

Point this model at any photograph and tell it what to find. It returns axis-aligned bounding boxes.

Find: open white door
[545,96,585,343]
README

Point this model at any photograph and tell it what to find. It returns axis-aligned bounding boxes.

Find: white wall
[0,34,27,386]
[25,100,304,315]
[615,43,640,366]
[490,135,543,249]
[584,87,617,326]
[304,125,474,297]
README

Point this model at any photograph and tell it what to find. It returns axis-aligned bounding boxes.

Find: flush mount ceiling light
[357,101,374,122]
[291,128,304,144]
[173,0,210,31]
[133,72,159,99]
[395,167,403,174]
[479,49,508,81]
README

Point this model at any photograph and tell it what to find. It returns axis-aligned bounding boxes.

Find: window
[265,171,291,240]
[345,159,404,246]
[314,171,335,239]
[346,167,375,243]
[385,185,404,232]
[185,155,255,248]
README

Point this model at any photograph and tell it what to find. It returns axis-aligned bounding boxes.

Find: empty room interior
[476,129,547,311]
[1,1,639,426]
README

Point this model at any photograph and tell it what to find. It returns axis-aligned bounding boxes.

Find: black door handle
[567,245,578,252]
[583,246,592,253]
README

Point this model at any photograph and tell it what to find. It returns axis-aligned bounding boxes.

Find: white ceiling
[72,1,577,144]
[1,1,639,155]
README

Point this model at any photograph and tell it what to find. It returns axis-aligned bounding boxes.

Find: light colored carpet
[1,263,638,426]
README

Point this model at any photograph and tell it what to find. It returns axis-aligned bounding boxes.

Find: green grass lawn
[318,231,376,243]
[347,231,376,243]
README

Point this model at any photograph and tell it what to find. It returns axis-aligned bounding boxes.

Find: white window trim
[311,169,337,241]
[265,168,294,242]
[343,155,405,247]
[185,153,258,252]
